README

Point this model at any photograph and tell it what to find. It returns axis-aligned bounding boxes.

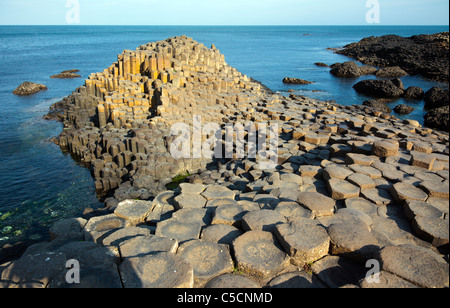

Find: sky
[0,0,448,26]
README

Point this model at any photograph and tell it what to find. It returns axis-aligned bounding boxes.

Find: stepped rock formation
[2,36,449,289]
[55,35,270,197]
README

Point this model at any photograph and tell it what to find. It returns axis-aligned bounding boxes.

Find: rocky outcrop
[336,32,449,82]
[375,66,408,78]
[424,105,449,132]
[404,87,424,100]
[12,82,47,96]
[424,87,449,110]
[330,61,361,78]
[362,99,392,114]
[283,77,314,85]
[353,79,405,98]
[3,36,448,289]
[50,70,81,79]
[394,104,415,115]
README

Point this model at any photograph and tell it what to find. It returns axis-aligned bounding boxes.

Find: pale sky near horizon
[0,0,448,26]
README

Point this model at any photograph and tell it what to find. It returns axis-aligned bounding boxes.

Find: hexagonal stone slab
[347,173,376,189]
[297,192,336,217]
[419,180,449,199]
[323,166,353,180]
[241,210,287,232]
[212,204,247,227]
[391,182,428,203]
[349,165,382,179]
[119,252,194,288]
[172,208,213,227]
[275,201,314,220]
[403,200,445,221]
[345,198,378,216]
[148,190,176,224]
[233,231,290,280]
[204,274,261,288]
[327,179,361,200]
[114,199,153,226]
[155,218,201,243]
[201,224,243,246]
[372,140,399,157]
[379,245,449,288]
[201,185,236,200]
[119,235,178,259]
[410,151,436,170]
[327,223,380,264]
[274,221,329,266]
[412,216,449,247]
[174,193,207,210]
[177,240,234,287]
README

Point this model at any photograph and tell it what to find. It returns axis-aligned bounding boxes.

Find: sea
[0,25,448,245]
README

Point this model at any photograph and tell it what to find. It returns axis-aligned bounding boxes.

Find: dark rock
[360,66,378,75]
[394,104,415,115]
[314,62,329,67]
[330,61,361,78]
[282,77,314,85]
[424,87,449,110]
[336,32,449,82]
[424,105,449,132]
[13,81,47,96]
[403,86,424,100]
[375,66,408,78]
[353,79,404,98]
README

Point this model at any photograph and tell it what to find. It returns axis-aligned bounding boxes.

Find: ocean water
[0,25,448,245]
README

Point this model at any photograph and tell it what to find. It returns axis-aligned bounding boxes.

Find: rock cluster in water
[12,81,47,96]
[1,36,449,288]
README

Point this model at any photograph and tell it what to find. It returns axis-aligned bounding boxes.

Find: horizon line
[0,24,449,27]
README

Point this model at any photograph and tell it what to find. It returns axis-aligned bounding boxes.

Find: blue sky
[0,0,448,25]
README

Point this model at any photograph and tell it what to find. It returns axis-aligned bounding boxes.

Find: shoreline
[1,35,449,288]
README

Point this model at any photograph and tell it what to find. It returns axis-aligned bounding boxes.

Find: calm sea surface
[0,25,448,245]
